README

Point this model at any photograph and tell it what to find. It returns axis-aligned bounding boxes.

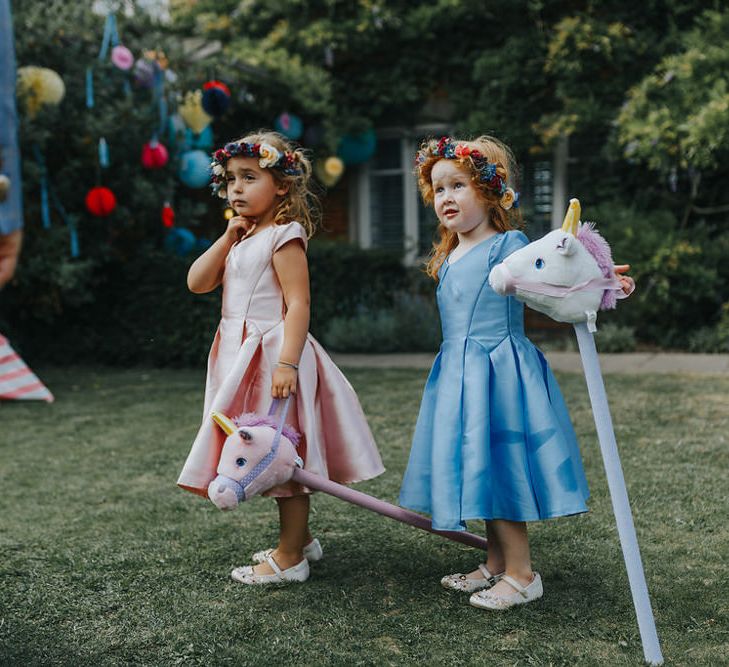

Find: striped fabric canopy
[0,334,53,402]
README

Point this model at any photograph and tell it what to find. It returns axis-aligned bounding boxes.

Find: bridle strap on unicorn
[494,263,624,299]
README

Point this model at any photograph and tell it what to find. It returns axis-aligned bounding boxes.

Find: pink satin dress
[178,221,385,498]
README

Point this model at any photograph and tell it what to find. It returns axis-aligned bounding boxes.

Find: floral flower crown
[210,140,303,199]
[415,137,520,210]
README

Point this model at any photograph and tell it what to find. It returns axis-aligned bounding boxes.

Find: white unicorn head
[488,199,624,331]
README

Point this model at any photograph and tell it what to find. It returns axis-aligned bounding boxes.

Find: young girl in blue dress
[398,136,633,611]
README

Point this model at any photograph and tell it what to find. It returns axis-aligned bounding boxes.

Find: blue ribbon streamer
[97,12,120,61]
[98,137,109,168]
[86,67,94,109]
[33,144,51,229]
[48,178,77,258]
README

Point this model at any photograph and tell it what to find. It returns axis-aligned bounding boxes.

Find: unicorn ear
[212,411,236,436]
[561,198,581,235]
[556,235,578,256]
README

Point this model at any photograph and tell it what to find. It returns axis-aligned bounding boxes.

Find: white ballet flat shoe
[469,572,543,610]
[251,538,323,564]
[231,553,310,585]
[441,564,504,593]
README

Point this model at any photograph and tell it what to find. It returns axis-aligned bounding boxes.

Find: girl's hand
[271,366,298,398]
[614,264,635,296]
[225,216,257,244]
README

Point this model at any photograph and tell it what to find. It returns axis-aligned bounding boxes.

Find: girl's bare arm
[270,240,310,398]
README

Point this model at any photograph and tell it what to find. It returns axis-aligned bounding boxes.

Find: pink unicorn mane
[576,222,617,310]
[233,413,302,447]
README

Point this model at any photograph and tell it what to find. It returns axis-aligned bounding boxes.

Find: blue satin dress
[398,231,589,531]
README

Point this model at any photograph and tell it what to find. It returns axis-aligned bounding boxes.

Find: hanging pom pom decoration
[196,237,212,252]
[134,58,157,88]
[179,90,212,134]
[17,67,66,118]
[201,80,231,117]
[337,129,377,165]
[164,227,196,256]
[141,140,169,169]
[161,202,175,228]
[85,186,117,217]
[314,156,345,187]
[111,44,134,70]
[274,112,303,140]
[178,149,211,188]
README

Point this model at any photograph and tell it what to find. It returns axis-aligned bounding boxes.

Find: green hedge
[0,239,408,367]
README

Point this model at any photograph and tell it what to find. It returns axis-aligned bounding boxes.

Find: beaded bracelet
[277,360,299,371]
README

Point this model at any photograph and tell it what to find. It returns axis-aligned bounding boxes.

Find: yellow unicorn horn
[212,411,236,436]
[561,198,581,235]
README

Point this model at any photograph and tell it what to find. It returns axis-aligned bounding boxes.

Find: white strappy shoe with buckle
[231,553,310,585]
[251,538,323,565]
[469,572,543,610]
[441,564,504,593]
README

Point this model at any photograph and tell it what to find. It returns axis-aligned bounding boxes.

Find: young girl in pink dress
[178,130,385,584]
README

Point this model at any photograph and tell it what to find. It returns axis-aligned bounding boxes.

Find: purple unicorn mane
[233,413,302,447]
[576,222,617,310]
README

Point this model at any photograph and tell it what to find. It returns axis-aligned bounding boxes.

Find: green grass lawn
[1,366,728,666]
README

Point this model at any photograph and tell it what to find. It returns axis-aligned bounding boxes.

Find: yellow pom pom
[314,156,345,187]
[179,90,212,134]
[17,66,65,117]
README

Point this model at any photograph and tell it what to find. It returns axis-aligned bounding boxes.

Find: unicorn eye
[235,457,247,467]
[535,258,545,269]
[239,430,252,440]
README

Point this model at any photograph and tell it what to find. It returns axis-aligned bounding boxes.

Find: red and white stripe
[0,334,54,402]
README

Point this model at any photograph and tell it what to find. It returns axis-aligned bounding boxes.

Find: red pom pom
[203,79,231,96]
[141,141,169,169]
[85,186,117,217]
[161,202,175,228]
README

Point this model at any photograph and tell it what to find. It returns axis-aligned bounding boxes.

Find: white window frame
[351,125,449,265]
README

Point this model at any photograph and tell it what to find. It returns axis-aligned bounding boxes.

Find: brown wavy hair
[231,130,320,238]
[416,135,523,280]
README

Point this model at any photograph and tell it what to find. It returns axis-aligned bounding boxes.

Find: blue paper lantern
[187,125,214,151]
[164,227,196,256]
[274,112,303,140]
[337,129,377,165]
[195,237,212,252]
[167,117,214,153]
[178,149,210,188]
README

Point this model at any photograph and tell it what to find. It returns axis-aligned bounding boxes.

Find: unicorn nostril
[217,485,226,494]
